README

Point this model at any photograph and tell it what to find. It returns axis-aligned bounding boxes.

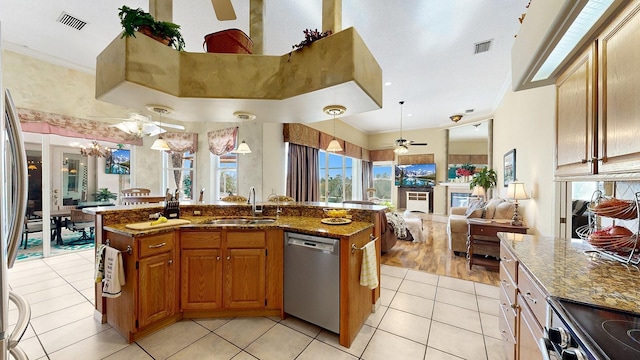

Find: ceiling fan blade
[211,0,237,21]
[409,142,428,146]
[152,121,185,130]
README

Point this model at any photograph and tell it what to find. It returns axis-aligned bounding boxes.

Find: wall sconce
[324,105,346,152]
[450,114,463,123]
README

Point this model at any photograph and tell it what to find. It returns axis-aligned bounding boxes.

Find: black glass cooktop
[556,298,640,360]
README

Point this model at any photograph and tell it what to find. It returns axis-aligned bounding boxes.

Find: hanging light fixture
[323,105,346,152]
[450,114,463,123]
[231,111,256,154]
[80,141,112,157]
[150,108,171,151]
[394,101,409,154]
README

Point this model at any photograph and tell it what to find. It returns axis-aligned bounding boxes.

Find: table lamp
[471,186,486,200]
[506,181,529,226]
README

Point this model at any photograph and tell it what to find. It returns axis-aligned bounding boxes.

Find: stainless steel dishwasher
[284,232,340,333]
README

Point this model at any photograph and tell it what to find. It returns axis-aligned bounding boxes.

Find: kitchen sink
[203,218,276,225]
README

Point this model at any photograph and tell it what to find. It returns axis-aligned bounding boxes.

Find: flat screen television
[395,163,436,187]
[105,149,131,175]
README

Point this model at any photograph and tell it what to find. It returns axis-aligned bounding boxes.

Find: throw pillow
[494,201,516,219]
[484,198,505,219]
[465,199,487,218]
[572,200,589,217]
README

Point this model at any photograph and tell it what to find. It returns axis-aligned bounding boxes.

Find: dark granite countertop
[500,233,640,314]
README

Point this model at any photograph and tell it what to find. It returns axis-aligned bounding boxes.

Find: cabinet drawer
[499,261,517,307]
[139,232,175,258]
[227,231,266,248]
[500,242,517,282]
[517,266,547,327]
[498,304,517,360]
[181,231,221,249]
[499,284,517,336]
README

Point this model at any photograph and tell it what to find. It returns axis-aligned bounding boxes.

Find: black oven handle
[539,337,555,360]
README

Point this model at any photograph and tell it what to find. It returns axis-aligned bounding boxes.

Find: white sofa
[446,198,515,256]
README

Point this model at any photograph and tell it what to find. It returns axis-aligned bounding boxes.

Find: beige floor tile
[380,274,402,291]
[425,347,465,359]
[69,278,96,291]
[399,279,437,300]
[432,302,483,334]
[19,283,77,305]
[281,316,322,337]
[317,324,375,357]
[136,320,210,359]
[381,264,408,279]
[245,323,312,360]
[478,296,499,316]
[167,333,241,360]
[365,305,388,328]
[480,313,501,339]
[215,317,277,348]
[484,336,508,360]
[30,292,89,318]
[194,317,233,331]
[18,335,47,360]
[38,316,112,354]
[389,292,434,319]
[437,276,476,294]
[30,302,95,334]
[11,277,68,295]
[231,351,258,360]
[19,323,37,340]
[379,287,395,306]
[54,263,94,276]
[405,269,439,285]
[475,283,500,299]
[47,258,92,271]
[361,329,426,360]
[10,270,60,287]
[428,321,487,360]
[80,287,96,305]
[62,270,95,283]
[297,339,358,360]
[435,287,479,311]
[378,308,431,344]
[47,327,129,360]
[103,344,155,359]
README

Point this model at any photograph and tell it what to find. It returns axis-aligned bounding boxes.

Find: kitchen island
[88,202,385,348]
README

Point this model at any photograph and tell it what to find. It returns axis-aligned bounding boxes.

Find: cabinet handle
[581,158,591,164]
[148,242,166,249]
[168,259,173,265]
[216,256,221,261]
[501,279,510,288]
[226,256,230,260]
[525,292,538,304]
[511,303,518,310]
[501,257,512,263]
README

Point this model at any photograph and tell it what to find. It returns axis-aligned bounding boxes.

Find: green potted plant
[469,167,498,192]
[118,5,185,51]
[93,188,118,202]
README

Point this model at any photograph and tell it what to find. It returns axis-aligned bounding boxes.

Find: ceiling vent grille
[474,40,492,54]
[465,109,475,113]
[57,12,88,31]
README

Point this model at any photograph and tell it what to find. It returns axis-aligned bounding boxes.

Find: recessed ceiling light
[407,113,413,117]
[384,82,392,86]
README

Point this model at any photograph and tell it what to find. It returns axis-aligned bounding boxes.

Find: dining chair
[64,209,95,243]
[22,216,43,249]
[120,188,153,205]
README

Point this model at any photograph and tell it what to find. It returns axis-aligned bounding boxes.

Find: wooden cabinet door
[598,2,640,174]
[138,252,175,327]
[517,295,544,360]
[181,249,223,310]
[555,45,596,176]
[224,248,266,309]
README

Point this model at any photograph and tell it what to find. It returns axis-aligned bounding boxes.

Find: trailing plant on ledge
[292,29,332,50]
[118,5,186,51]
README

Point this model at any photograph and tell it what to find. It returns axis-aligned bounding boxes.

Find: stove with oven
[543,297,640,359]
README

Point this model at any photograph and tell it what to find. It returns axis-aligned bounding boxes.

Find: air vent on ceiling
[474,40,492,54]
[57,12,88,31]
[465,109,475,113]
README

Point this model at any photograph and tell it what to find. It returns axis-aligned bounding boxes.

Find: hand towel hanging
[102,246,126,298]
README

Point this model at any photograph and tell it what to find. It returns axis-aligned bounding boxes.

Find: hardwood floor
[381,220,500,286]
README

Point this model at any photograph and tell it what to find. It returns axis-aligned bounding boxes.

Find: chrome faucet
[247,186,261,217]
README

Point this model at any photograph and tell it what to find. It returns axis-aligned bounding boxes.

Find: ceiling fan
[211,0,237,21]
[92,106,185,138]
[393,101,428,154]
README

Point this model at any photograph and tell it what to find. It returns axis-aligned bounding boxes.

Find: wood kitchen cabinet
[180,228,281,317]
[105,230,180,342]
[556,1,640,176]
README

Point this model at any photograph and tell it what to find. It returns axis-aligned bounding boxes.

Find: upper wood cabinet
[556,1,640,176]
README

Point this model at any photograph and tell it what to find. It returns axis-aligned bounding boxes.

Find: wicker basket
[590,198,637,220]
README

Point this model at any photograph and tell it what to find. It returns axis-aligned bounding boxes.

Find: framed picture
[504,148,516,186]
[105,149,131,175]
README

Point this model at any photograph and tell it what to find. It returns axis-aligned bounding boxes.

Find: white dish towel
[360,240,379,289]
[102,246,126,298]
[94,244,106,283]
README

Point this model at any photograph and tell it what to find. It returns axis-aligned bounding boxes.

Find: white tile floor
[8,250,506,360]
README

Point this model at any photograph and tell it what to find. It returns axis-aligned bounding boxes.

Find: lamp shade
[150,138,171,151]
[393,145,408,154]
[506,181,530,200]
[234,140,252,154]
[471,186,486,197]
[326,139,343,152]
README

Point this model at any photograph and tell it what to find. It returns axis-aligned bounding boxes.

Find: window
[372,162,393,201]
[212,153,238,199]
[319,150,361,203]
[163,151,195,200]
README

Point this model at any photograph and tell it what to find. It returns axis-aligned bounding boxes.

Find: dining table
[33,209,71,245]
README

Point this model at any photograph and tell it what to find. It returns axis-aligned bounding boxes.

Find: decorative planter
[138,26,171,46]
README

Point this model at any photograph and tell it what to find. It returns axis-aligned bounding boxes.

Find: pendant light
[323,105,346,152]
[150,106,170,151]
[232,111,256,154]
[394,101,409,154]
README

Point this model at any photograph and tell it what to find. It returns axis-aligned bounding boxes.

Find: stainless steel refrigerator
[1,44,32,359]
